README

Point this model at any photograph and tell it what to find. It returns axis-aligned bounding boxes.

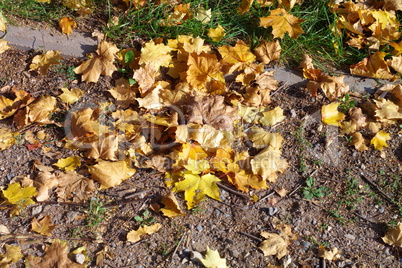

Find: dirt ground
[0,44,401,268]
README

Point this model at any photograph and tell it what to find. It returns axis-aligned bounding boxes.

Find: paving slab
[0,25,98,58]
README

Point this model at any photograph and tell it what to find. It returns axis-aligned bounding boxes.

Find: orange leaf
[259,8,305,39]
[59,17,77,35]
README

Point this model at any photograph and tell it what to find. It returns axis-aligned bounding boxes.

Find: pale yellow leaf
[127,223,162,243]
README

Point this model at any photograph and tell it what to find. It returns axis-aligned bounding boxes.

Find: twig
[210,198,246,210]
[360,172,394,204]
[238,231,263,243]
[217,182,251,200]
[271,81,289,96]
[257,191,276,203]
[171,231,187,262]
[320,257,326,268]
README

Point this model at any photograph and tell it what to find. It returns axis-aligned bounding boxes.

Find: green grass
[1,0,401,70]
[85,197,108,229]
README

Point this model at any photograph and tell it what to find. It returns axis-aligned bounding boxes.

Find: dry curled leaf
[127,223,162,243]
[31,215,56,236]
[88,160,136,189]
[382,222,402,247]
[59,17,77,35]
[29,50,62,75]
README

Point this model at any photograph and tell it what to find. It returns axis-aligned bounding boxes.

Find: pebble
[384,247,391,255]
[312,219,317,225]
[360,164,366,170]
[378,207,385,214]
[196,224,203,232]
[268,207,278,216]
[214,209,221,217]
[301,241,311,249]
[229,249,240,258]
[74,253,85,264]
[322,234,327,239]
[32,205,42,215]
[344,234,355,240]
[290,109,297,118]
[190,251,203,262]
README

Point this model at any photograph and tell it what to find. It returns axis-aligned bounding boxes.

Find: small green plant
[310,158,323,167]
[344,135,353,143]
[338,93,356,113]
[190,206,206,215]
[85,197,108,229]
[134,209,156,226]
[302,176,329,200]
[328,209,349,225]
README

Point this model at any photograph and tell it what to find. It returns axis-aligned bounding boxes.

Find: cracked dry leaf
[29,50,62,75]
[127,223,162,243]
[55,171,95,202]
[259,8,305,39]
[69,107,98,142]
[30,170,59,201]
[174,173,221,209]
[26,239,77,267]
[350,132,368,151]
[195,6,211,24]
[187,95,239,131]
[54,156,81,171]
[218,40,256,73]
[0,244,23,266]
[160,82,191,107]
[0,39,10,54]
[382,222,402,247]
[136,81,167,110]
[255,40,281,64]
[59,87,83,104]
[228,169,267,192]
[0,89,34,120]
[318,246,341,261]
[251,148,288,182]
[0,127,15,151]
[14,95,57,128]
[159,191,184,217]
[31,215,56,236]
[74,40,119,83]
[259,232,288,259]
[139,40,172,69]
[200,246,229,268]
[88,160,136,189]
[59,17,76,35]
[208,24,226,41]
[321,102,345,126]
[370,130,391,151]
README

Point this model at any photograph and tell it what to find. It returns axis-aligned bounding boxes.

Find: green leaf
[124,50,135,65]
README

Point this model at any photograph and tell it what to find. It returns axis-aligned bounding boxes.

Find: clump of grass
[85,197,108,229]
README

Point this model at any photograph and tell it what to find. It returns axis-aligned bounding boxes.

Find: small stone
[301,241,311,249]
[268,207,278,216]
[312,219,317,225]
[32,205,42,215]
[74,253,85,264]
[384,247,391,255]
[190,251,203,262]
[344,234,355,240]
[378,207,385,214]
[337,260,346,268]
[360,164,366,170]
[322,234,327,239]
[229,249,240,258]
[290,109,297,118]
[214,209,221,217]
[196,224,203,232]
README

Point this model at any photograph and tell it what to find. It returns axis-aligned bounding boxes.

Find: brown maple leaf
[186,95,239,131]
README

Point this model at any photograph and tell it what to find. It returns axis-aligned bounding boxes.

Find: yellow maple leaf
[251,148,288,182]
[260,106,286,126]
[58,87,83,104]
[174,173,220,209]
[108,78,137,108]
[59,17,76,36]
[321,102,345,126]
[238,0,254,15]
[350,51,397,80]
[29,50,62,75]
[74,40,119,83]
[254,40,281,64]
[186,52,225,94]
[139,40,172,69]
[318,246,341,261]
[208,25,226,41]
[2,182,36,206]
[374,98,402,124]
[85,132,119,161]
[31,215,57,236]
[0,244,23,266]
[0,127,15,151]
[88,160,136,189]
[14,95,57,128]
[382,222,402,247]
[259,232,288,259]
[247,127,283,149]
[195,7,211,24]
[133,64,160,96]
[200,246,229,268]
[218,40,256,73]
[0,89,34,120]
[0,40,10,54]
[159,191,184,218]
[370,130,391,151]
[390,41,402,56]
[127,223,162,243]
[54,156,81,171]
[0,10,7,32]
[259,8,305,39]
